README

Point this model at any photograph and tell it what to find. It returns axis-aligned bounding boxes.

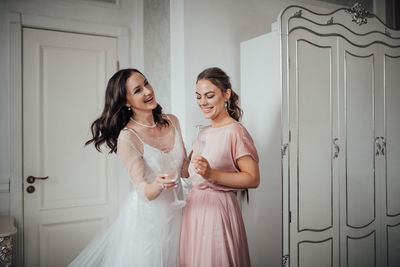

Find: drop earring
[224,101,228,108]
[128,106,131,111]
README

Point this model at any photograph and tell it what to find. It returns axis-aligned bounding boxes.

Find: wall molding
[0,177,10,193]
[170,0,186,140]
[9,11,24,267]
[9,12,130,266]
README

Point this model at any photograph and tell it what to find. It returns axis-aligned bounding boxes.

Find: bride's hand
[192,156,214,182]
[145,174,177,200]
[154,173,177,190]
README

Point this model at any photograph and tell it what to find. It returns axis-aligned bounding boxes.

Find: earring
[127,106,131,111]
[224,101,228,108]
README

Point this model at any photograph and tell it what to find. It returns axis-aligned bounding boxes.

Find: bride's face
[196,79,230,120]
[125,72,158,113]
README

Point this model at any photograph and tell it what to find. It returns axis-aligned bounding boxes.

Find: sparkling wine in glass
[193,125,206,156]
[163,169,186,209]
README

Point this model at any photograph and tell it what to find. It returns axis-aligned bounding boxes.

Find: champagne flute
[189,125,207,187]
[192,125,206,157]
[163,169,186,209]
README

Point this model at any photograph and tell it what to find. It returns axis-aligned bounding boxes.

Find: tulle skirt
[68,189,182,267]
[179,187,250,267]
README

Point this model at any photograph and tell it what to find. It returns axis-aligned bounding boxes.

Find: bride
[69,68,189,266]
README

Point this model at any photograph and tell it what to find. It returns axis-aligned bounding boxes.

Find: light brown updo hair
[196,67,243,121]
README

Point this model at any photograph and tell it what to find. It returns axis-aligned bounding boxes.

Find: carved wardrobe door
[288,28,340,267]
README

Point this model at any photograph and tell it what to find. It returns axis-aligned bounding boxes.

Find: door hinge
[282,254,290,266]
[289,211,292,223]
[281,143,289,157]
[289,130,291,142]
[116,60,120,71]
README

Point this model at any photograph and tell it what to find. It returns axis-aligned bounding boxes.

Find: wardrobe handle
[281,143,289,157]
[380,137,386,156]
[333,138,340,158]
[375,137,382,156]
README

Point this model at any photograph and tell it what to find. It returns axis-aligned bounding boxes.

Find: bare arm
[191,155,260,188]
[181,157,190,178]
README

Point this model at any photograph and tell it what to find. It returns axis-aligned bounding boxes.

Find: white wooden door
[288,29,340,267]
[381,46,400,267]
[338,39,382,267]
[23,28,118,267]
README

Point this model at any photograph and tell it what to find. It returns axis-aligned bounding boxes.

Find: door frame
[9,12,134,266]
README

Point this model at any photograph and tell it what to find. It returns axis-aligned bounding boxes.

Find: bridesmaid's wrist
[209,169,218,184]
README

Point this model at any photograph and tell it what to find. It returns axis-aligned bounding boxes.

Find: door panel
[383,48,400,267]
[297,39,333,232]
[289,29,340,267]
[385,55,400,217]
[347,231,376,267]
[23,28,118,267]
[344,52,375,228]
[298,239,333,267]
[387,223,400,267]
[339,40,381,267]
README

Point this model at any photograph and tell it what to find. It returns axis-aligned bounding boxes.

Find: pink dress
[179,122,259,267]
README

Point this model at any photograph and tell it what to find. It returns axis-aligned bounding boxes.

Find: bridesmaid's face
[125,72,158,113]
[196,79,230,120]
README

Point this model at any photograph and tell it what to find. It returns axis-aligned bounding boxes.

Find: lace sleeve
[117,129,149,201]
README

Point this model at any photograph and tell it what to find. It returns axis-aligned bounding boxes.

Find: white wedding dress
[69,115,187,267]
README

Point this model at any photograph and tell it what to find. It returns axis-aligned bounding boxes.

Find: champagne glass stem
[173,189,179,203]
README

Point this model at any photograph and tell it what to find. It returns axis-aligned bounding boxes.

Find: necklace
[130,117,157,128]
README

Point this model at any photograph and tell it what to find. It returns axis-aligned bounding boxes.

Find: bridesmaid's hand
[192,156,214,182]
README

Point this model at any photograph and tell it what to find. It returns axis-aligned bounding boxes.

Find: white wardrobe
[241,3,400,267]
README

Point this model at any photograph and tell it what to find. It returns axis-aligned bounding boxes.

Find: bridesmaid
[179,67,260,267]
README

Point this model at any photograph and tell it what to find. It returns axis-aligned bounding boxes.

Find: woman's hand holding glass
[192,156,214,183]
[145,175,176,201]
[159,169,186,209]
[155,172,178,190]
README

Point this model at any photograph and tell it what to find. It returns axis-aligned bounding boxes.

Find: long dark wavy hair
[85,68,168,153]
[196,67,243,121]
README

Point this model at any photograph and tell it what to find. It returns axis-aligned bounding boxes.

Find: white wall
[144,0,171,113]
[182,0,270,146]
[0,0,144,215]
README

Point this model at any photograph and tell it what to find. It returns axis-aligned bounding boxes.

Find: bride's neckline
[143,128,177,154]
[124,126,177,155]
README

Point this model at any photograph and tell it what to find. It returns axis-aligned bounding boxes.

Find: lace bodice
[117,114,188,201]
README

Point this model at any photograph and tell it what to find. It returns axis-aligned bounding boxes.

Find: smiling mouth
[201,107,213,113]
[144,97,154,103]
